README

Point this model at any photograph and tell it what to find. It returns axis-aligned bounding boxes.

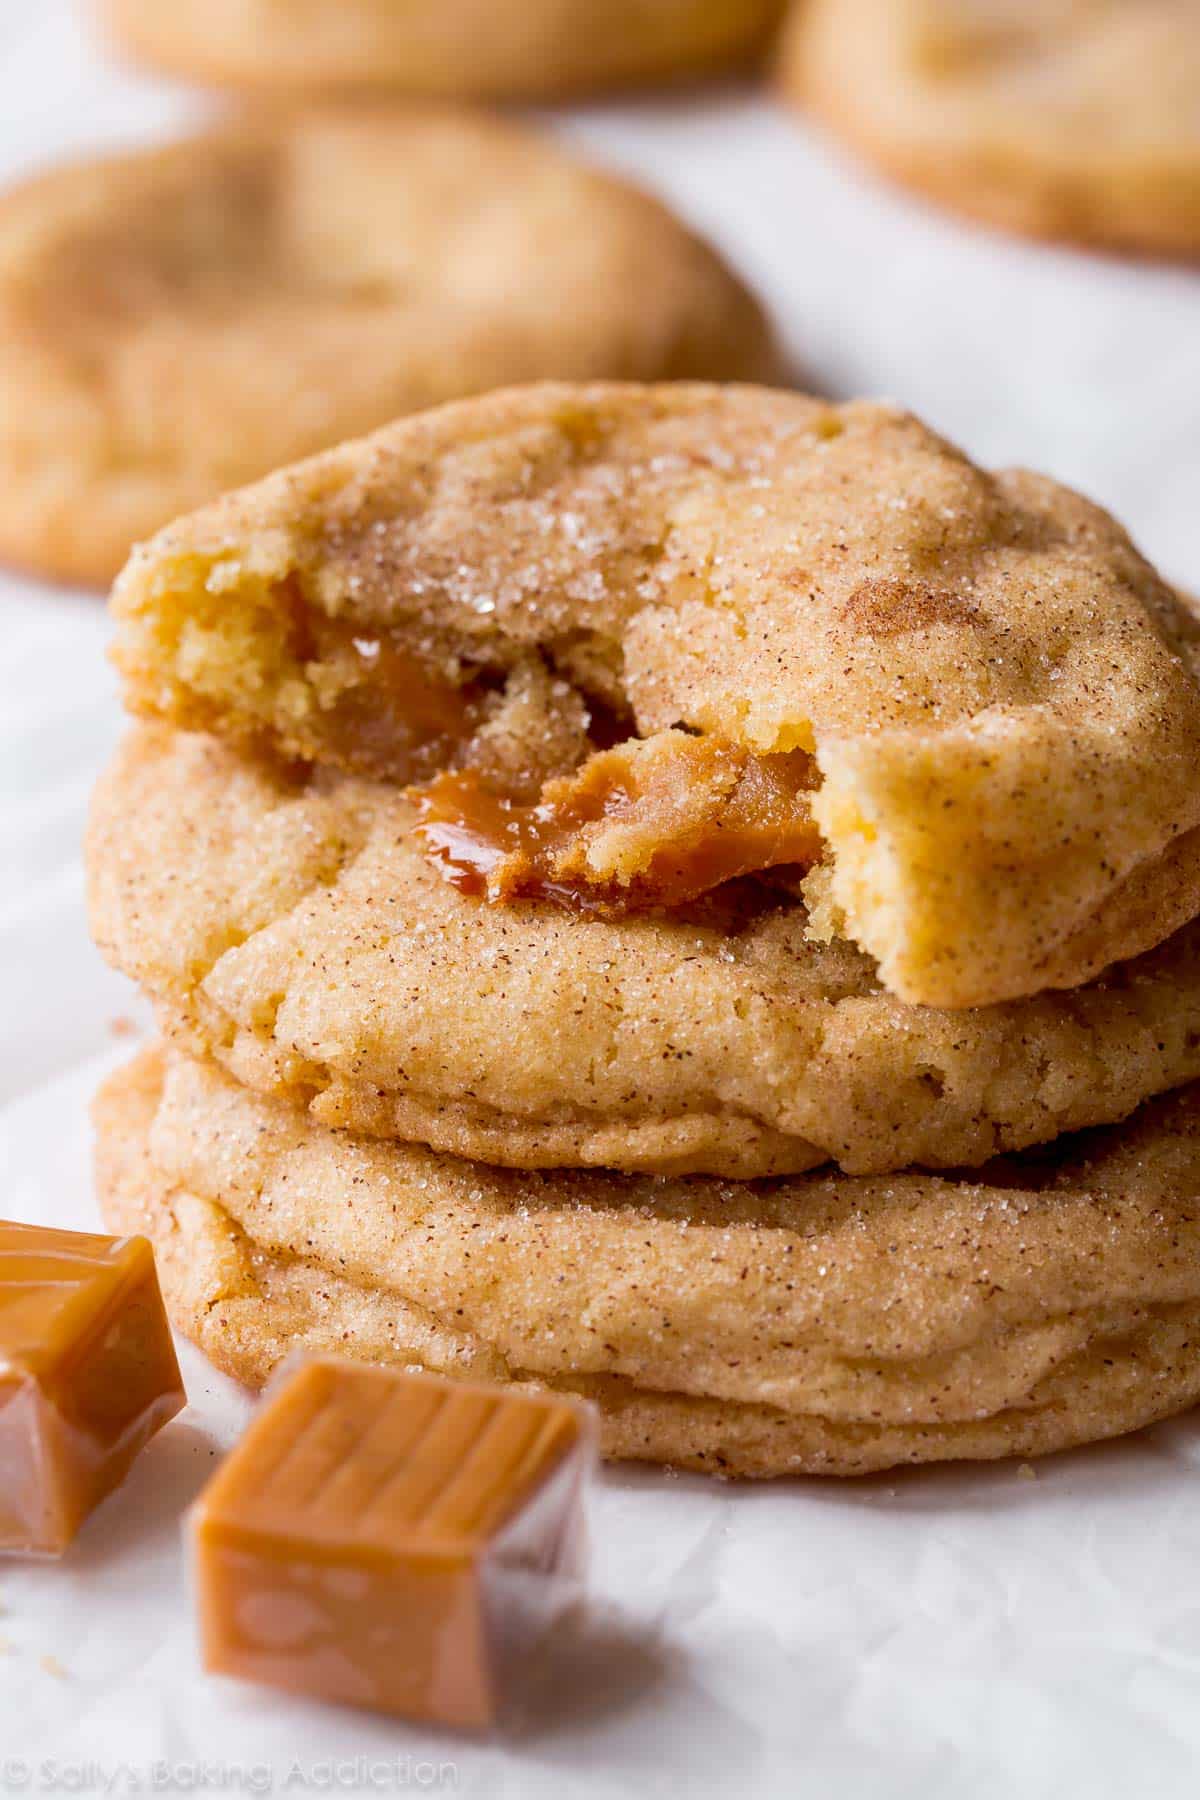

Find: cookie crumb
[39,1653,67,1678]
[1017,1463,1037,1482]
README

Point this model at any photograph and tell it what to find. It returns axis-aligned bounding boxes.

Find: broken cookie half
[110,382,1200,1009]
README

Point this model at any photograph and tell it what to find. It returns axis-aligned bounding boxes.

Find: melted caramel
[283,587,489,783]
[191,1360,591,1727]
[408,729,823,914]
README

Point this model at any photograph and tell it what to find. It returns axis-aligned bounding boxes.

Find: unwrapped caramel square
[190,1360,595,1727]
[0,1220,186,1554]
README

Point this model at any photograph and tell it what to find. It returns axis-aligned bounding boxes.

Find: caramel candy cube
[0,1220,186,1554]
[190,1360,594,1728]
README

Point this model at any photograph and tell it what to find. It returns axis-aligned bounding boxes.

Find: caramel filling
[274,594,823,915]
[286,602,490,784]
[408,728,823,915]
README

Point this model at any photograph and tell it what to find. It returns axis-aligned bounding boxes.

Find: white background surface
[3,3,1200,1794]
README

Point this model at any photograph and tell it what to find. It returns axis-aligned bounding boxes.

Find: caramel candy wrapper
[0,1220,186,1555]
[189,1358,596,1729]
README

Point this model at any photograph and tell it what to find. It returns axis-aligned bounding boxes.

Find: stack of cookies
[88,382,1200,1477]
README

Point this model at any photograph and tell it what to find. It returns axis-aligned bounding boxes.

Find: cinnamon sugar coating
[88,726,1200,1180]
[94,1044,1200,1479]
[112,383,1200,1006]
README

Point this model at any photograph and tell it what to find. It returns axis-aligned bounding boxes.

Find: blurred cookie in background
[102,0,785,100]
[0,109,777,587]
[783,0,1200,257]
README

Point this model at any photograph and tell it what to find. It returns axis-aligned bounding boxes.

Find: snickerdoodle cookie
[110,383,1200,1009]
[0,118,774,586]
[87,725,1200,1180]
[784,0,1200,256]
[103,0,784,100]
[95,1044,1200,1478]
